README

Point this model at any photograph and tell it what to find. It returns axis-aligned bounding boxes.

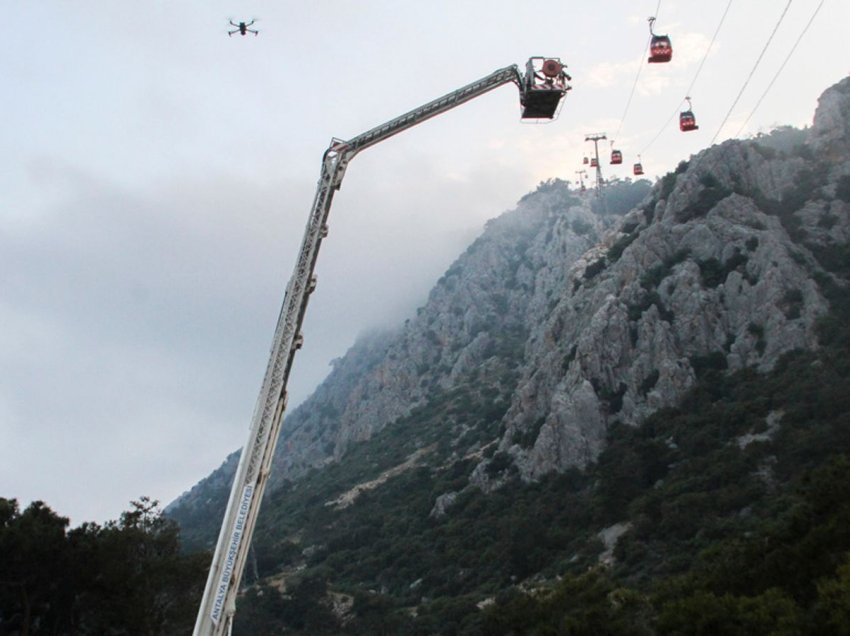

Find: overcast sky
[2,0,846,526]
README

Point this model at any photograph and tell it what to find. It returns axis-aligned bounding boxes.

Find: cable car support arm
[193,59,568,636]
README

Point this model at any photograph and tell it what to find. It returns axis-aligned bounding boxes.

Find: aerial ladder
[193,57,572,636]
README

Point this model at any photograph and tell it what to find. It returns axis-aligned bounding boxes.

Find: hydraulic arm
[193,58,570,636]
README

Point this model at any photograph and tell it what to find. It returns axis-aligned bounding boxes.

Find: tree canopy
[0,497,207,635]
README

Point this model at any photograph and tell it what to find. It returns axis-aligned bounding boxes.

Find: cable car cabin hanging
[647,17,672,63]
[590,157,599,168]
[583,156,589,165]
[679,96,699,132]
[649,34,672,63]
[610,149,623,165]
[520,57,572,119]
[680,111,698,131]
[633,162,644,176]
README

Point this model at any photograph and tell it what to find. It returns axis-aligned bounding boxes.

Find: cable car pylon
[585,133,607,196]
[575,169,588,193]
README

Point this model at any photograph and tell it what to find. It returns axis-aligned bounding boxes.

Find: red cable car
[648,17,672,63]
[610,149,623,165]
[633,162,644,176]
[583,156,589,165]
[590,157,599,168]
[679,96,699,132]
[680,112,698,131]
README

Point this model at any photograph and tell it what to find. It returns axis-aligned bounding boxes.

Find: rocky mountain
[168,176,647,532]
[167,76,850,633]
[171,77,849,537]
[271,179,651,484]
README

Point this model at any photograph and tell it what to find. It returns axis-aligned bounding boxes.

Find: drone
[228,20,258,37]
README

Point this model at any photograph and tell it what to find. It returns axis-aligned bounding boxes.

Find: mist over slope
[168,177,645,535]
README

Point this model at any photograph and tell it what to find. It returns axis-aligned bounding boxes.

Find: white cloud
[673,30,715,66]
[587,59,643,89]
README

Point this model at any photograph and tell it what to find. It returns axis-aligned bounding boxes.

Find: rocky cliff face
[268,182,630,489]
[169,77,850,536]
[485,77,850,486]
[810,75,850,160]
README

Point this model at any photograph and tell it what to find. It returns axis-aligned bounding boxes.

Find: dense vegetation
[0,497,207,635]
[214,266,850,634]
[592,177,653,216]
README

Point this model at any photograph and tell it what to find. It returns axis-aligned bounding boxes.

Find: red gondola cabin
[590,157,599,168]
[647,17,672,63]
[649,18,673,64]
[610,150,623,165]
[679,111,698,131]
[680,97,699,132]
[649,35,672,63]
[633,162,644,176]
[583,156,589,165]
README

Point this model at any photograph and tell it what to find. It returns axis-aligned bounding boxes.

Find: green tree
[812,554,850,635]
[479,569,653,635]
[0,496,208,635]
[72,496,208,635]
[656,588,803,636]
[0,498,73,635]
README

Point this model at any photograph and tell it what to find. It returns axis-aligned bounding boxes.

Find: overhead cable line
[710,0,794,144]
[734,0,825,137]
[613,0,663,142]
[638,0,733,156]
[613,36,651,143]
[681,1,818,207]
[683,0,733,99]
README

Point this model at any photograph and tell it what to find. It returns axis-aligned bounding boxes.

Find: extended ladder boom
[193,58,570,636]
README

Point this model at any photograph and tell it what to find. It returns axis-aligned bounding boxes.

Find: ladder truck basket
[521,57,571,119]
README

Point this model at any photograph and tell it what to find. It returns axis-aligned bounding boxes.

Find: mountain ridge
[168,78,850,585]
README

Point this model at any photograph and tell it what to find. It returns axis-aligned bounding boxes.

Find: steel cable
[710,0,794,144]
[639,0,733,156]
[613,0,663,143]
[734,0,825,137]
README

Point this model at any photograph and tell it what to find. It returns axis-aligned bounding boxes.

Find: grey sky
[2,0,846,525]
